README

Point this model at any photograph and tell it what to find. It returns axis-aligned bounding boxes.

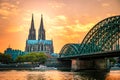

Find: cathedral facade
[25,14,54,54]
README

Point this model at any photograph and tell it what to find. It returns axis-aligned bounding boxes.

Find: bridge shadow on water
[73,70,108,80]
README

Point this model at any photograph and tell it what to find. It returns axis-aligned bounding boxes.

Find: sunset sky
[0,0,120,53]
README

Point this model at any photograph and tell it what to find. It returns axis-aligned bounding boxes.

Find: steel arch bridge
[60,15,120,58]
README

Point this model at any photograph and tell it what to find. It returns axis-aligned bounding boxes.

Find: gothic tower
[38,14,46,40]
[28,14,36,40]
[25,14,54,54]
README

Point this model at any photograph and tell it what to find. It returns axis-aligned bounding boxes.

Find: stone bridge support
[57,60,71,71]
[46,58,110,71]
[45,58,71,71]
[71,58,109,71]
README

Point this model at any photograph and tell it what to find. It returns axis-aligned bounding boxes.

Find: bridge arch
[80,15,120,54]
[60,15,120,57]
[59,44,80,57]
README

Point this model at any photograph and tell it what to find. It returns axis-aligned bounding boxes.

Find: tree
[15,56,24,62]
[117,57,120,63]
[109,58,116,64]
[35,53,48,64]
[0,53,13,64]
[15,52,47,64]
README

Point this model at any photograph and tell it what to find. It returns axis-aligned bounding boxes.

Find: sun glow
[0,0,120,53]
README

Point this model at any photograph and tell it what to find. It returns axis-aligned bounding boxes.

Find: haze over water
[0,70,120,80]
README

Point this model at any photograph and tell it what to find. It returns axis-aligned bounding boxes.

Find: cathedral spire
[8,44,11,48]
[28,14,36,40]
[31,14,34,29]
[38,14,46,40]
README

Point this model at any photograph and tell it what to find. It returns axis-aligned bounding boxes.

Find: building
[25,14,54,54]
[4,47,26,60]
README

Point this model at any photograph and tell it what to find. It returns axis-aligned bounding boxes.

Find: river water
[0,70,120,80]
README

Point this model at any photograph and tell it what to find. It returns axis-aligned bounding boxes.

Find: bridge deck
[58,50,120,60]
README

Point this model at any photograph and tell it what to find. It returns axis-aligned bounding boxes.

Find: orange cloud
[0,2,18,16]
[102,3,110,7]
[0,0,120,53]
[48,1,65,9]
[42,15,95,53]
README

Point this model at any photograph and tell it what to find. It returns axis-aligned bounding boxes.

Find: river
[0,70,120,80]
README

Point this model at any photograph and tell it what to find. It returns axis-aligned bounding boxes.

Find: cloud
[45,15,95,45]
[48,0,65,9]
[49,15,94,32]
[47,15,67,26]
[56,15,67,21]
[71,23,94,32]
[102,3,110,7]
[6,25,24,33]
[0,2,20,18]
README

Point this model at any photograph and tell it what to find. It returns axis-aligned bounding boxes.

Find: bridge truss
[60,15,120,57]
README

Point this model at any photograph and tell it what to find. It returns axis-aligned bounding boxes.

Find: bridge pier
[58,60,71,71]
[71,58,94,71]
[45,58,71,71]
[94,58,107,69]
[71,58,109,71]
[106,58,110,69]
[46,58,111,71]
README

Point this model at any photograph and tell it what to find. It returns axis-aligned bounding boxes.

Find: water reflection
[0,70,120,80]
[27,70,73,80]
[26,70,108,80]
[73,70,107,80]
[106,70,120,80]
[27,73,45,80]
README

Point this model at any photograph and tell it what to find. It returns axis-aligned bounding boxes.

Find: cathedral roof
[27,40,52,45]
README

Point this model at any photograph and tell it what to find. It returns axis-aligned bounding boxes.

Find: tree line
[0,52,47,64]
[0,53,13,64]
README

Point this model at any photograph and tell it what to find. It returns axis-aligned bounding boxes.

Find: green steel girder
[59,15,120,58]
[82,18,118,45]
[79,15,120,54]
[104,33,119,50]
[103,28,119,47]
[59,44,80,57]
[94,25,119,50]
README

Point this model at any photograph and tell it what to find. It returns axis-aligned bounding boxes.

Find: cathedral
[25,14,54,54]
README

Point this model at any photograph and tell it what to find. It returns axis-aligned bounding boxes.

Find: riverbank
[0,63,37,71]
[110,67,120,70]
[0,64,58,71]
